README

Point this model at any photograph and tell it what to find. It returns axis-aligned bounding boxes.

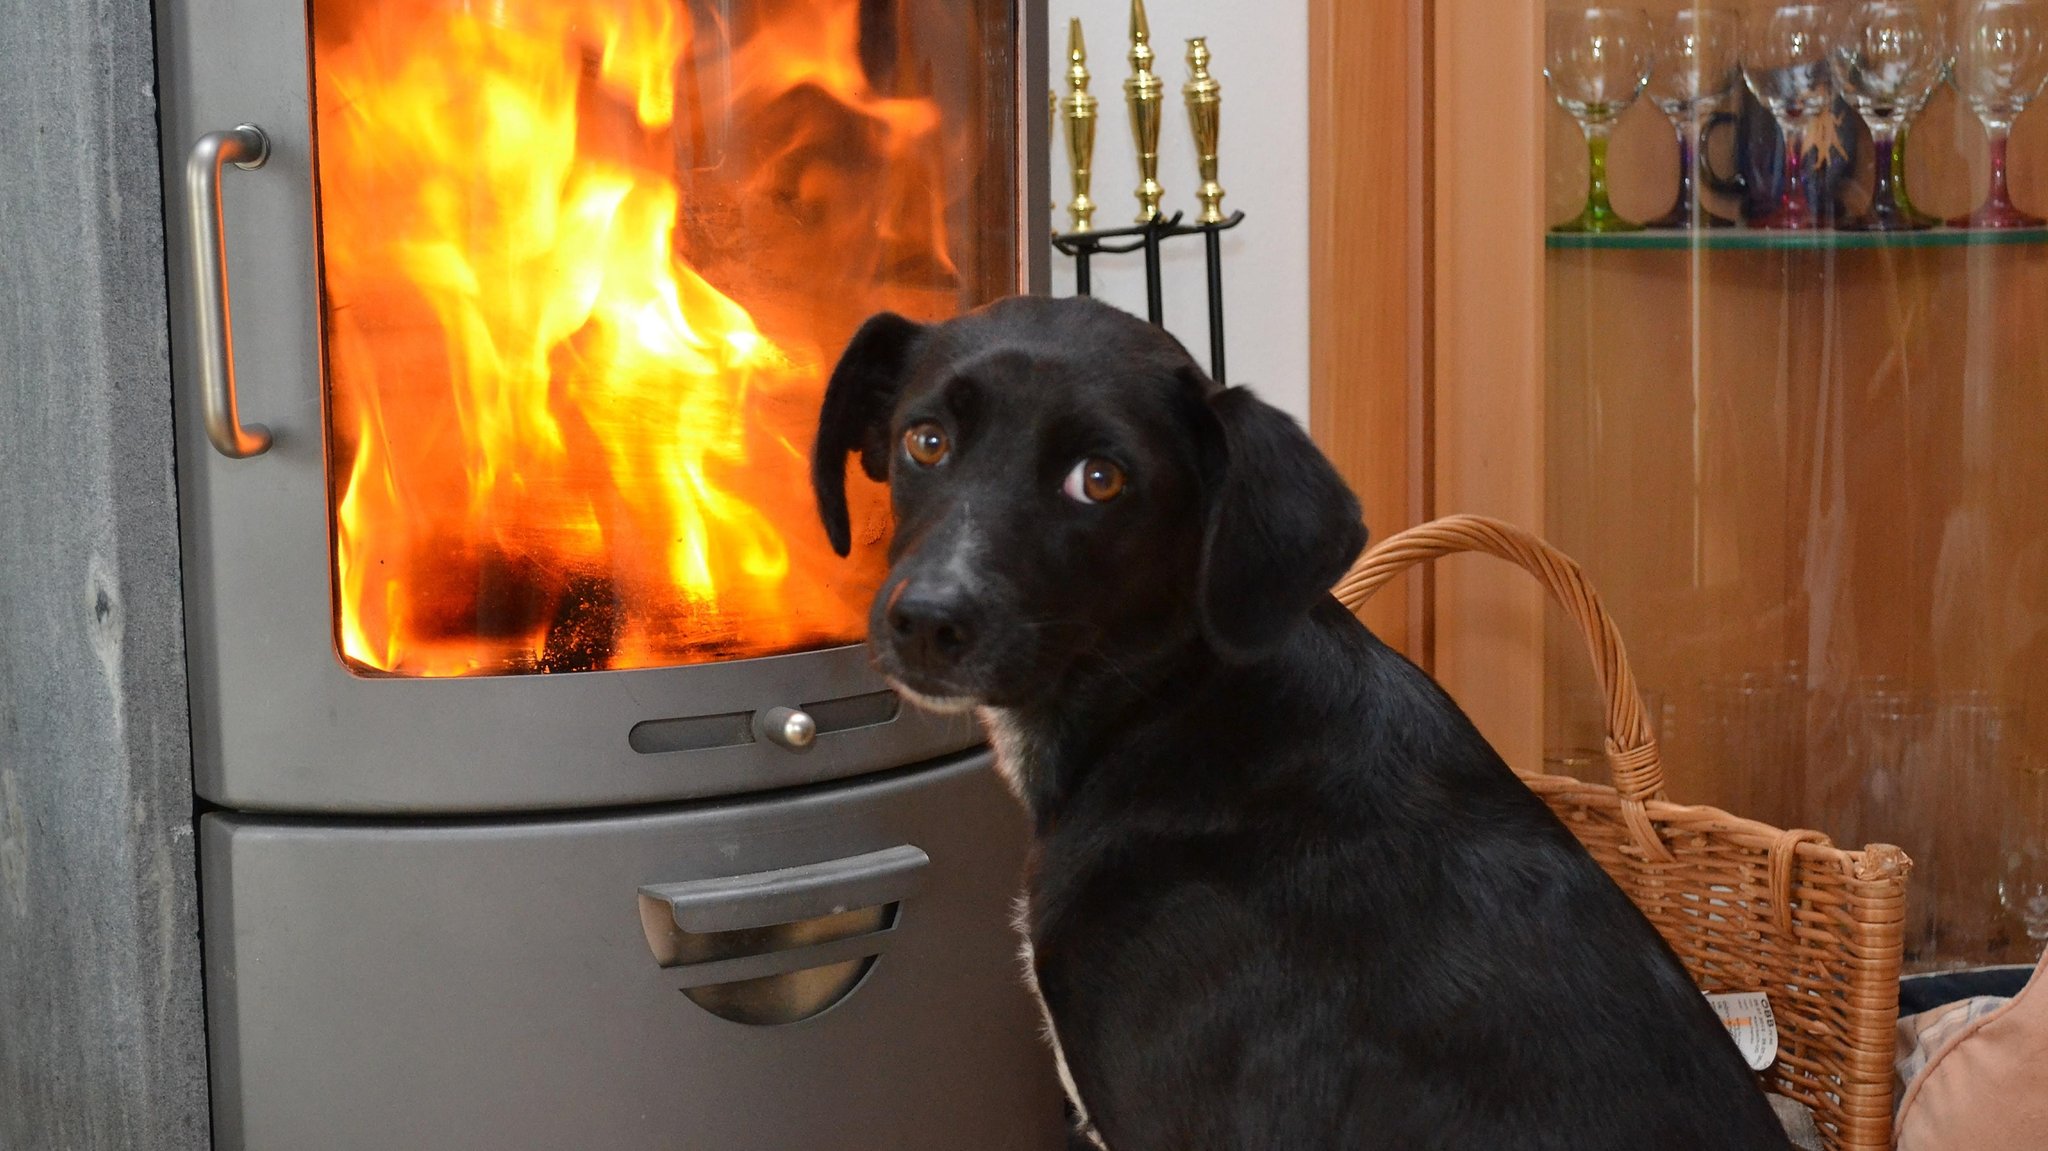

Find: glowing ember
[312,0,988,676]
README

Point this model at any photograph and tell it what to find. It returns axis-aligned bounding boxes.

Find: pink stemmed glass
[1951,0,2048,228]
[1743,5,1834,229]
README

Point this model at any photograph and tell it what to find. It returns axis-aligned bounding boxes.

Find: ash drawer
[200,750,1062,1150]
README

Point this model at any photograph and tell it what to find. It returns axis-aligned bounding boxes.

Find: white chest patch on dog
[1013,895,1107,1150]
[983,713,1100,1144]
[978,706,1036,804]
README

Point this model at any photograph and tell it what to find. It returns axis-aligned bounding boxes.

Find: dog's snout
[885,579,978,668]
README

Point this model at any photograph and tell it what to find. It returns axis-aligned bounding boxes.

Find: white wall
[1044,0,1310,423]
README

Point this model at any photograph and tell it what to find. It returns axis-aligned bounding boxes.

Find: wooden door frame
[1309,0,1548,768]
[1307,0,1433,663]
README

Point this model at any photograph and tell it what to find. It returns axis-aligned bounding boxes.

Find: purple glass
[1646,9,1742,228]
[1829,2,1948,231]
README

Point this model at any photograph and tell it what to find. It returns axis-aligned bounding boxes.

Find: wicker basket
[1334,515,1911,1151]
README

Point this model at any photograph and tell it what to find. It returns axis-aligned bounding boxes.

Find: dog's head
[812,296,1365,711]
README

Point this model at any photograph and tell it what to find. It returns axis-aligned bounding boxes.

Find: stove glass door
[309,0,1017,678]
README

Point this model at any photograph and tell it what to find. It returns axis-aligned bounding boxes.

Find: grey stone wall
[0,0,212,1146]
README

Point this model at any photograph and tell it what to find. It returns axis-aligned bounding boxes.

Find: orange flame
[313,0,978,676]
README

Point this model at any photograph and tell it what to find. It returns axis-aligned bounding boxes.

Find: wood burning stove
[163,0,1045,813]
[155,0,1058,1145]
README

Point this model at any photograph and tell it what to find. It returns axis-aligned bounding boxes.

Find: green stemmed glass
[1547,8,1654,233]
[1892,57,1953,228]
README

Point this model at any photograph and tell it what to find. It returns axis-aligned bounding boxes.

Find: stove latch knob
[754,706,817,752]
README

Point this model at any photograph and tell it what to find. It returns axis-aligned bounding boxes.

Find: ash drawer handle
[644,845,929,933]
[637,845,928,987]
[185,124,273,459]
[658,932,901,990]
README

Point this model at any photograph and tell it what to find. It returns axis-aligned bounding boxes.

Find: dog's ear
[813,312,928,556]
[1196,384,1368,660]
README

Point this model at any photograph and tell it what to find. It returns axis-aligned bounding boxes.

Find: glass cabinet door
[1422,0,2048,971]
[1540,0,2039,966]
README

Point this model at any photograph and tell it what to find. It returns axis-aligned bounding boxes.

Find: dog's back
[1022,602,1788,1150]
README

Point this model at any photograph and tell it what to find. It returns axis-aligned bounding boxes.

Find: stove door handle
[185,124,273,459]
[636,846,930,983]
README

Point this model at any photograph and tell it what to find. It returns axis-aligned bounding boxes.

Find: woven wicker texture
[1334,515,1910,1151]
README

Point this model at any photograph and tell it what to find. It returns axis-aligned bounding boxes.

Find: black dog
[813,296,1787,1150]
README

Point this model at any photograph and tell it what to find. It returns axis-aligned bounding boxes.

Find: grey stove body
[0,1,1059,1147]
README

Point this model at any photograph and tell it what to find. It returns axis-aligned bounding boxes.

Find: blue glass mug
[1702,86,1863,227]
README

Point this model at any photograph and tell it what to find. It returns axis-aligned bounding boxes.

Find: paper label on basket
[1705,992,1779,1071]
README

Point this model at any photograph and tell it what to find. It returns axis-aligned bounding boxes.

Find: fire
[312,0,975,676]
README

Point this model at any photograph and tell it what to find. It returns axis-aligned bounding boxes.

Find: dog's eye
[1062,458,1126,504]
[903,423,950,467]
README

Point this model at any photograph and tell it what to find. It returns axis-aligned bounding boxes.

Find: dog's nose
[885,580,975,667]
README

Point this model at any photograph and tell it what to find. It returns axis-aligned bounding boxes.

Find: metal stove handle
[637,845,929,987]
[645,845,929,934]
[185,124,273,459]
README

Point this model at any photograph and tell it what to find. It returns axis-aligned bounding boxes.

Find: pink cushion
[1895,952,2048,1151]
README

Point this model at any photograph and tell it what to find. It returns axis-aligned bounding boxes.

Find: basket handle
[1333,515,1674,862]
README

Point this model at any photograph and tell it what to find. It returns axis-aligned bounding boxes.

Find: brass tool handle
[185,124,273,459]
[1062,18,1099,232]
[1183,38,1225,224]
[1125,0,1164,222]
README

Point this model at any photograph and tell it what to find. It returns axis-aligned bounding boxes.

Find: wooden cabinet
[1313,0,2048,969]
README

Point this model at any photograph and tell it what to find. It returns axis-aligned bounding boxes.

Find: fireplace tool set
[1055,0,1244,382]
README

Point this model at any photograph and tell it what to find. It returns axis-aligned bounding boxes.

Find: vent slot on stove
[798,690,902,735]
[627,690,901,755]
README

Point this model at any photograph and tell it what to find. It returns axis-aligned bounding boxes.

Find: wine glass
[1892,49,1956,227]
[1934,692,2011,962]
[2000,755,2048,947]
[1743,5,1835,229]
[1846,684,1937,961]
[1951,0,2048,228]
[1645,8,1742,228]
[1546,8,1654,233]
[1829,1,1949,230]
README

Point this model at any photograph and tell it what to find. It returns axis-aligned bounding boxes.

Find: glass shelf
[1546,227,2048,251]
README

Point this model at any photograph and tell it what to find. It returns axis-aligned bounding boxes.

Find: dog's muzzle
[879,575,984,683]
